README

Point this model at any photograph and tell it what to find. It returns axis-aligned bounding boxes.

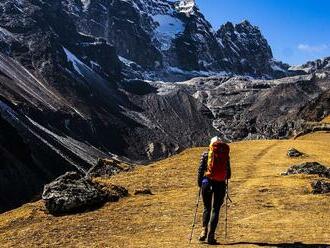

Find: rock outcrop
[283,162,330,178]
[156,72,330,141]
[311,180,330,194]
[293,122,330,139]
[298,89,330,122]
[134,188,153,195]
[287,148,304,158]
[87,158,132,178]
[215,21,290,78]
[42,172,128,215]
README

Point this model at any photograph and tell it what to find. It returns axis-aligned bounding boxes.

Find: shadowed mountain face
[0,0,217,212]
[298,88,330,121]
[155,72,330,141]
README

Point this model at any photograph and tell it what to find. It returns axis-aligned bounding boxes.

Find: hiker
[197,136,231,244]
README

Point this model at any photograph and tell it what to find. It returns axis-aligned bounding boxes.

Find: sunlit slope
[321,115,330,123]
[0,132,329,247]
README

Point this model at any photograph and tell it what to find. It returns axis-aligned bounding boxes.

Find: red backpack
[205,141,230,182]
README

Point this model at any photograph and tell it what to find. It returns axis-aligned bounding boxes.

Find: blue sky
[196,0,330,65]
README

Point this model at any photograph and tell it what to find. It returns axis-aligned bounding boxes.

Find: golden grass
[0,133,330,247]
[321,115,330,123]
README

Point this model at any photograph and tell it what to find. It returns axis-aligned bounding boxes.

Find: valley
[0,0,329,220]
[0,131,329,247]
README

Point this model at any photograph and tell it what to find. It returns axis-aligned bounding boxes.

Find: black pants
[202,180,226,234]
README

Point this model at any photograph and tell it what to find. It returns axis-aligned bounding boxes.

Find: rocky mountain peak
[238,19,253,28]
[56,0,296,80]
[289,56,330,74]
[217,20,272,56]
[236,20,262,35]
[215,20,286,78]
[221,21,235,31]
[175,0,196,16]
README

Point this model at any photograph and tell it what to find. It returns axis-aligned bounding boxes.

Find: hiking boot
[198,227,208,241]
[207,233,219,245]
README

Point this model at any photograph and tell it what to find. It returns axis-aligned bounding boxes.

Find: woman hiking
[197,136,231,244]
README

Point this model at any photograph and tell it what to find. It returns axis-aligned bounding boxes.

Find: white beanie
[210,136,221,145]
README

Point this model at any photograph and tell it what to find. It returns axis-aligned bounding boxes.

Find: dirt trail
[0,134,329,247]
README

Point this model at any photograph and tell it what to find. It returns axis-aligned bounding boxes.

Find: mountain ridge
[61,0,294,81]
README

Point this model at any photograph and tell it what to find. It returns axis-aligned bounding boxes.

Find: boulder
[134,187,153,196]
[283,162,330,178]
[97,183,129,201]
[87,158,131,178]
[42,172,127,215]
[311,180,330,194]
[287,148,303,157]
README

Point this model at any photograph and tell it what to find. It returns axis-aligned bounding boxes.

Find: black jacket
[197,152,231,187]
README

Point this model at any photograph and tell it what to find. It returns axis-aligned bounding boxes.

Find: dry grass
[321,115,330,123]
[0,133,330,247]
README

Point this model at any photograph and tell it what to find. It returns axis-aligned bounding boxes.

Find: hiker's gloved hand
[202,177,209,187]
[198,177,208,187]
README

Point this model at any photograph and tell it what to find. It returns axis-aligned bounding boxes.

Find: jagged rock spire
[176,0,196,16]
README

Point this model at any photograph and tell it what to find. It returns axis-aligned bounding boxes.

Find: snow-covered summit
[60,0,293,80]
[175,0,196,16]
[289,57,330,74]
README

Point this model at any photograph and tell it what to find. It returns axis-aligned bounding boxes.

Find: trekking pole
[225,178,232,240]
[189,187,201,244]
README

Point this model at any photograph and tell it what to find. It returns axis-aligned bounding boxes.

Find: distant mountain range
[61,0,295,80]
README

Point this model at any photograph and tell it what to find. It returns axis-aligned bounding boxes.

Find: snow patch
[0,27,15,40]
[63,47,90,77]
[217,38,224,48]
[176,0,196,16]
[119,56,135,67]
[98,3,107,11]
[156,83,178,96]
[121,107,159,129]
[271,63,286,73]
[316,72,328,79]
[0,100,18,121]
[167,66,228,78]
[153,14,184,51]
[289,65,313,74]
[80,0,91,11]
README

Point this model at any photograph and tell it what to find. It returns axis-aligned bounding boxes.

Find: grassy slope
[321,115,330,123]
[0,132,330,248]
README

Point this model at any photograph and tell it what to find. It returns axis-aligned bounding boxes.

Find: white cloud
[297,44,328,52]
